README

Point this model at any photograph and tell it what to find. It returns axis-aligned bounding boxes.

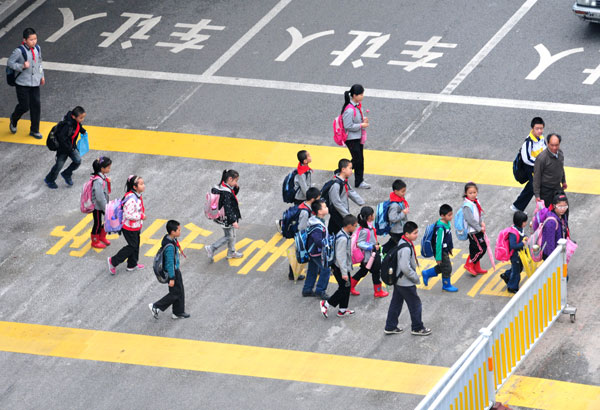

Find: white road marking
[202,0,292,76]
[0,0,46,39]
[1,58,599,115]
[393,0,540,147]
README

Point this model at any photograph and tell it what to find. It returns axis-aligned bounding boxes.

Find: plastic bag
[77,132,89,156]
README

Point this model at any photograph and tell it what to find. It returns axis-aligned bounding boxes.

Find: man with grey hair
[533,133,567,208]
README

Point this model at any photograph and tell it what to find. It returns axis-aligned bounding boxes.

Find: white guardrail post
[415,239,573,409]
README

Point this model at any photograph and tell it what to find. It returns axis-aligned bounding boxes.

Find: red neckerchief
[175,239,187,258]
[221,182,238,202]
[466,197,483,216]
[335,175,349,194]
[401,235,420,267]
[389,192,409,209]
[22,42,35,61]
[297,162,312,175]
[71,122,80,145]
[102,174,111,194]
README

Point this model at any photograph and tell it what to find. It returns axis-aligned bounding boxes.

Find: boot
[464,257,478,276]
[421,267,438,286]
[91,234,106,249]
[442,278,458,292]
[474,260,488,274]
[350,278,360,296]
[99,228,111,246]
[374,284,389,298]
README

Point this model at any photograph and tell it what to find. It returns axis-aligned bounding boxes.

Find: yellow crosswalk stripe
[1,321,599,409]
[1,118,599,195]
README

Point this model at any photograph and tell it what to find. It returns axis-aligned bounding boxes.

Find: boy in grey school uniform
[294,150,313,205]
[327,159,365,234]
[320,214,358,318]
[384,222,431,336]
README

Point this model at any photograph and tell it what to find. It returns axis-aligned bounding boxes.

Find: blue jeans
[46,149,81,182]
[507,257,523,290]
[302,256,331,295]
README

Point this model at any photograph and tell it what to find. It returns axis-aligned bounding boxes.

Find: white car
[573,1,600,22]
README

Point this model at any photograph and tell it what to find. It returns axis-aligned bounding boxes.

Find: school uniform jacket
[396,239,420,287]
[328,175,365,216]
[388,202,407,234]
[334,229,353,277]
[294,170,312,201]
[357,225,377,262]
[91,173,110,211]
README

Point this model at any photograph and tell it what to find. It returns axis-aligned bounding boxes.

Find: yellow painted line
[1,321,599,409]
[1,118,599,195]
[497,375,600,410]
[0,321,445,395]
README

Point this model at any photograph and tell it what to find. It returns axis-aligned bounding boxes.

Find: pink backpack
[333,105,357,146]
[204,186,225,222]
[494,226,520,262]
[80,175,102,213]
[529,215,558,262]
[350,227,371,264]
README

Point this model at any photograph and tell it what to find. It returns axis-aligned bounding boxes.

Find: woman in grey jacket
[341,84,370,189]
[90,157,112,249]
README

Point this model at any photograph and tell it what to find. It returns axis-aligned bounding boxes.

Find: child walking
[206,170,243,261]
[350,206,388,298]
[107,175,146,275]
[384,222,431,336]
[462,182,488,276]
[286,187,321,281]
[326,159,365,235]
[302,200,332,299]
[91,156,112,249]
[294,150,313,205]
[500,211,528,294]
[149,220,190,320]
[421,204,458,292]
[383,179,409,254]
[320,214,358,318]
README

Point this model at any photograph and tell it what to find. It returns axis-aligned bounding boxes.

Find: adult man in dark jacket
[533,133,567,208]
[44,107,87,189]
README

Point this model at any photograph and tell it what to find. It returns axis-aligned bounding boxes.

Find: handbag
[77,132,89,156]
[565,238,577,264]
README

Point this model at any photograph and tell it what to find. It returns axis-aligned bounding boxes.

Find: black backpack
[153,243,175,284]
[512,150,529,184]
[320,178,344,207]
[46,125,59,151]
[380,243,411,286]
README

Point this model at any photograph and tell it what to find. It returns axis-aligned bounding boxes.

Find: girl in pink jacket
[108,175,146,275]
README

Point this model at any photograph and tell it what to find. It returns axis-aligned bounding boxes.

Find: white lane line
[203,0,292,76]
[0,0,46,39]
[393,0,539,146]
[2,58,600,115]
[148,83,204,130]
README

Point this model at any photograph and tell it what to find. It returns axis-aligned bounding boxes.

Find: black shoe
[411,328,432,336]
[172,312,190,319]
[29,131,43,139]
[302,291,316,297]
[44,177,58,189]
[384,327,404,335]
[9,121,17,134]
[507,288,518,294]
[317,292,329,300]
[500,272,509,284]
[60,171,74,186]
[296,275,305,281]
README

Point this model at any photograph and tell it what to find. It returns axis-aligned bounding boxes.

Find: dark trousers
[11,85,41,133]
[154,269,185,315]
[111,229,140,268]
[507,257,523,290]
[435,252,452,279]
[468,232,487,263]
[382,233,403,255]
[328,208,344,235]
[385,285,424,332]
[513,167,534,211]
[328,265,350,309]
[92,210,104,235]
[346,139,364,187]
[352,252,381,285]
[45,149,81,182]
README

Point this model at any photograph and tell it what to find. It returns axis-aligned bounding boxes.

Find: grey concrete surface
[0,0,598,409]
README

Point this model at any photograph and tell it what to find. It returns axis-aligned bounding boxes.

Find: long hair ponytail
[92,156,112,176]
[357,206,374,229]
[340,84,365,115]
[220,169,239,185]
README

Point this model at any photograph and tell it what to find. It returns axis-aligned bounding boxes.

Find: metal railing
[416,239,574,410]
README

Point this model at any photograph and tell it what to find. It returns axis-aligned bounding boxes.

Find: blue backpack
[295,225,318,264]
[281,204,310,239]
[6,45,38,87]
[282,170,298,203]
[374,200,391,236]
[421,223,437,258]
[454,202,473,241]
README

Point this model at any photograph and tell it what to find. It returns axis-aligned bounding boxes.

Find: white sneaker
[205,245,214,262]
[149,303,159,319]
[357,181,371,189]
[227,251,243,259]
[320,300,328,319]
[510,205,520,213]
[275,219,282,233]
